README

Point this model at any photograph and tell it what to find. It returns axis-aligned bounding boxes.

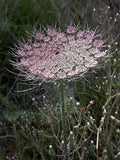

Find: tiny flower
[70,97,73,100]
[35,32,44,39]
[94,51,106,58]
[116,129,120,133]
[73,123,80,129]
[116,13,119,16]
[49,145,55,155]
[17,50,25,56]
[87,122,90,126]
[47,28,56,36]
[24,44,32,50]
[103,109,107,114]
[100,117,104,122]
[110,116,115,120]
[103,149,107,154]
[44,36,51,42]
[49,145,52,149]
[93,39,104,47]
[90,140,94,144]
[32,97,35,101]
[76,102,80,106]
[80,107,85,113]
[86,30,95,38]
[117,92,120,96]
[77,31,84,38]
[90,100,95,104]
[117,152,120,156]
[70,131,73,135]
[33,42,40,48]
[66,26,75,34]
[115,111,118,115]
[57,32,65,38]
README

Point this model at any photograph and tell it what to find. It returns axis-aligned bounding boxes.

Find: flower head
[12,26,107,82]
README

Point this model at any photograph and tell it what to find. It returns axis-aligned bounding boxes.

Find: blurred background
[0,0,120,159]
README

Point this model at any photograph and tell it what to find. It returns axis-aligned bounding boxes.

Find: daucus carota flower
[12,26,107,82]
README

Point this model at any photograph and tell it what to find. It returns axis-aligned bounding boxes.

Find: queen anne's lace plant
[13,26,107,82]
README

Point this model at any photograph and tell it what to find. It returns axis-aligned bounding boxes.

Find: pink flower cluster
[16,26,107,80]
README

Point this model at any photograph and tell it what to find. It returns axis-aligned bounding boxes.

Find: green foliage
[0,0,57,117]
[0,153,4,160]
[0,0,56,64]
[0,0,120,159]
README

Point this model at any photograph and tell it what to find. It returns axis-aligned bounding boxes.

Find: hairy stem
[60,80,67,159]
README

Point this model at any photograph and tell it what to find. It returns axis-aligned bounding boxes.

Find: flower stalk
[60,80,67,159]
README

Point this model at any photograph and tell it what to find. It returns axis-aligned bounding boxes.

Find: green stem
[60,80,67,159]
